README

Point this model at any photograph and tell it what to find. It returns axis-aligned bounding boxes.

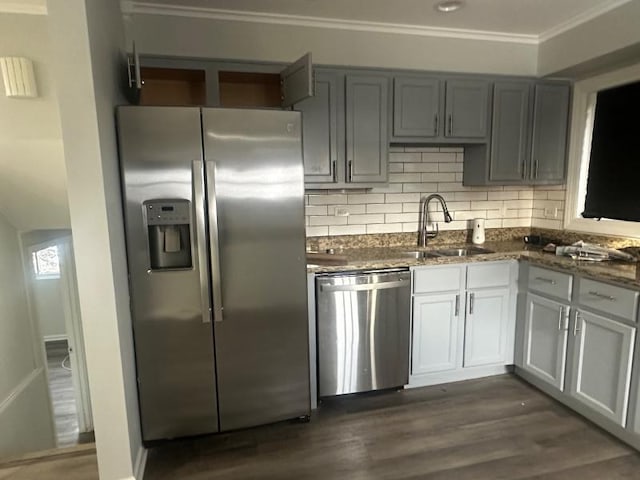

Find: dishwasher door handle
[320,279,410,292]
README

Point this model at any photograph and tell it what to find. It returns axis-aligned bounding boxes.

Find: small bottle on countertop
[472,218,485,245]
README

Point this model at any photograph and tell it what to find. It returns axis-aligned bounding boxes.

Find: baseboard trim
[407,365,512,389]
[43,334,68,343]
[133,445,147,480]
[0,368,43,415]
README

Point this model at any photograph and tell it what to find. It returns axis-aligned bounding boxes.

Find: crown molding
[120,1,539,45]
[0,1,47,15]
[538,0,632,43]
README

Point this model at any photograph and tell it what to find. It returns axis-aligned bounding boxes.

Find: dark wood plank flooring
[144,375,640,479]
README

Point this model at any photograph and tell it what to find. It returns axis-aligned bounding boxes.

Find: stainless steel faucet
[419,194,453,247]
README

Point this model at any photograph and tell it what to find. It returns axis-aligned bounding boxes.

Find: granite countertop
[307,240,640,289]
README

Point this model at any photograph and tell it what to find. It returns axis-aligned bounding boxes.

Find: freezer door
[117,106,219,441]
[202,108,310,431]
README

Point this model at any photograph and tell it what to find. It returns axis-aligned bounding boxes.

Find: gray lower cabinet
[303,70,389,188]
[463,287,510,367]
[521,293,570,391]
[412,292,462,374]
[464,82,570,186]
[567,309,635,426]
[391,76,490,143]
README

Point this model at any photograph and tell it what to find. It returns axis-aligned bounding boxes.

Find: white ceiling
[123,0,632,40]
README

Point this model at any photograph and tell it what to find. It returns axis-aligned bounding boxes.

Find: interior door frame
[26,236,93,434]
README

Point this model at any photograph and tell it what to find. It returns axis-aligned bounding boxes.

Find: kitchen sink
[398,251,440,259]
[432,246,495,257]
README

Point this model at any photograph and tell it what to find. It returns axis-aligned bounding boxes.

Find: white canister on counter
[472,218,485,245]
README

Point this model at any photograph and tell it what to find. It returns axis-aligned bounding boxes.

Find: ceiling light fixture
[435,0,465,13]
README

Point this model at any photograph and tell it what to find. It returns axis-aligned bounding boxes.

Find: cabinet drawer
[577,278,638,321]
[528,265,572,301]
[413,265,464,294]
[467,262,511,289]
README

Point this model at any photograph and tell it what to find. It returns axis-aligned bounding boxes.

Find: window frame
[564,62,640,239]
[32,244,61,280]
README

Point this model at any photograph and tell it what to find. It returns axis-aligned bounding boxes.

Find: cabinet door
[489,82,531,182]
[463,287,510,367]
[298,71,342,184]
[445,79,490,139]
[530,84,570,184]
[393,76,440,138]
[522,294,570,391]
[280,52,313,107]
[568,310,635,426]
[345,75,389,184]
[412,293,462,375]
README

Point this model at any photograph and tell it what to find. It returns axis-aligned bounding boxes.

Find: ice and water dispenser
[145,200,192,270]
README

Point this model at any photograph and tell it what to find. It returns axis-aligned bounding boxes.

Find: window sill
[564,217,640,240]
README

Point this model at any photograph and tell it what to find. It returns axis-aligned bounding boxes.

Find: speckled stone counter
[307,240,640,289]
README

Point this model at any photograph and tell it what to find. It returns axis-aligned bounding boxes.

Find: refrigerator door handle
[193,161,212,323]
[205,160,224,323]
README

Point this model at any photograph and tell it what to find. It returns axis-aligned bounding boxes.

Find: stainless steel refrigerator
[116,106,310,442]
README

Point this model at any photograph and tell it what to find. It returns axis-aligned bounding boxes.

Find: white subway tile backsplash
[348,214,385,225]
[327,204,365,215]
[386,213,421,224]
[303,150,567,236]
[347,193,385,204]
[389,152,421,163]
[309,216,348,226]
[366,203,403,214]
[385,193,421,203]
[389,173,422,183]
[404,163,439,173]
[329,225,366,236]
[308,194,348,205]
[366,223,401,234]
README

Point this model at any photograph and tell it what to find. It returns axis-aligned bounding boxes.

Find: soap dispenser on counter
[472,218,485,245]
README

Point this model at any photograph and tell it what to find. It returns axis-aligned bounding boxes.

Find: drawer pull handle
[535,277,557,285]
[587,291,616,301]
[455,294,460,317]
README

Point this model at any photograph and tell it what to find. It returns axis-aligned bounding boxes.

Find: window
[564,62,640,238]
[32,245,60,279]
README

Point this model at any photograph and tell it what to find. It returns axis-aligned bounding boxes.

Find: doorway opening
[27,236,94,449]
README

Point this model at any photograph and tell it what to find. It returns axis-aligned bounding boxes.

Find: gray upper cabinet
[298,71,342,184]
[302,70,389,189]
[393,77,440,138]
[530,84,571,184]
[391,76,490,143]
[345,75,389,184]
[488,81,531,183]
[464,81,570,186]
[445,79,490,139]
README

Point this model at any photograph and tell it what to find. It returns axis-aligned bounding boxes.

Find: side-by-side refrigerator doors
[117,106,219,441]
[202,108,311,431]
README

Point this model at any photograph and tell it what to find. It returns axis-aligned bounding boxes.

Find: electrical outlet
[544,207,558,218]
[335,208,350,217]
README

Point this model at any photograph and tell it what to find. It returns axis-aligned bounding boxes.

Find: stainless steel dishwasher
[316,268,411,396]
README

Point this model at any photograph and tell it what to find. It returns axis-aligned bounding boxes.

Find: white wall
[0,13,69,231]
[47,0,143,478]
[33,277,66,340]
[125,13,539,76]
[0,212,55,459]
[538,1,640,77]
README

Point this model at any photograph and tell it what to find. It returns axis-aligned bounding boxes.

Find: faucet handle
[426,222,439,239]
